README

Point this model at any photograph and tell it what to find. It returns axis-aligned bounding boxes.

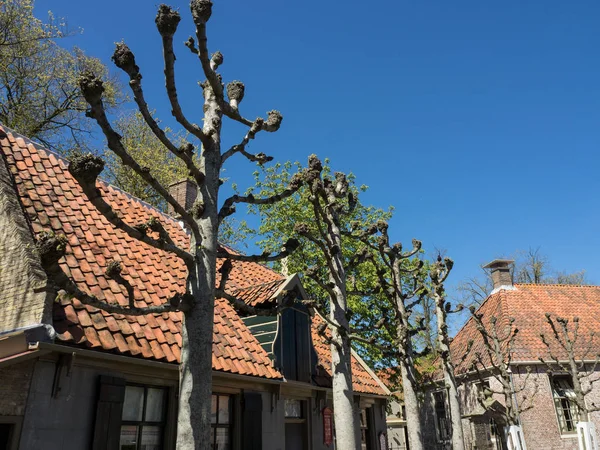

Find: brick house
[422,260,600,450]
[0,126,390,450]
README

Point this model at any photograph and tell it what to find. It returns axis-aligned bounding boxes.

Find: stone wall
[0,360,34,417]
[423,366,600,450]
[0,145,51,332]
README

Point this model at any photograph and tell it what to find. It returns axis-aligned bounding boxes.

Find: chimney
[167,180,197,218]
[482,259,516,293]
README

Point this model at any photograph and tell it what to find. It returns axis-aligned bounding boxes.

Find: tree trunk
[435,300,465,450]
[176,80,222,449]
[178,265,215,449]
[330,319,361,450]
[328,226,360,450]
[399,346,424,450]
[444,365,464,450]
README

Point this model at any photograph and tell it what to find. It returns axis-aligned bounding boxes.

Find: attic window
[551,375,579,434]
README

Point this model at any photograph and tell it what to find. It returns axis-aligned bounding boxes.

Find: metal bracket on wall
[270,384,281,412]
[314,390,326,415]
[51,351,76,398]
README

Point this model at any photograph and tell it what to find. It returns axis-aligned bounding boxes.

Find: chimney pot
[482,259,515,293]
[167,179,197,218]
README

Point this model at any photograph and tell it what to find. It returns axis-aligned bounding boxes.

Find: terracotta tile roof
[310,315,387,395]
[451,284,600,373]
[0,126,281,379]
[232,279,287,307]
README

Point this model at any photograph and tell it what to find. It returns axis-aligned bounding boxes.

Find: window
[489,419,502,449]
[284,399,307,450]
[551,375,580,434]
[433,391,450,442]
[211,394,232,450]
[120,385,167,450]
[360,408,373,450]
[284,399,303,419]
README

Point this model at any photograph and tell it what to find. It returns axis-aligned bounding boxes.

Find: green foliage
[105,111,188,210]
[0,0,121,153]
[243,159,394,365]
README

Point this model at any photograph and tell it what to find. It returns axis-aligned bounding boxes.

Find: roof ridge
[233,278,285,292]
[515,283,599,288]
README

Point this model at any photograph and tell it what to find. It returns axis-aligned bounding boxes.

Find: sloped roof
[451,284,600,373]
[0,126,282,379]
[233,279,287,307]
[1,125,389,394]
[310,314,388,395]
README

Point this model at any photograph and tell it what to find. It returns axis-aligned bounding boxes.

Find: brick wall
[0,360,34,416]
[514,366,599,450]
[0,150,51,331]
[422,366,600,449]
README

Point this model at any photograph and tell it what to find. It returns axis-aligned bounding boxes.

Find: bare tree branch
[78,72,201,239]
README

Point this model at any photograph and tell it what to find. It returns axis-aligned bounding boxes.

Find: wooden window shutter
[281,309,297,380]
[242,392,262,450]
[92,375,126,450]
[295,312,310,383]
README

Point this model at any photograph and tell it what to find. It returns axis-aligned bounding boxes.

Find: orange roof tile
[232,279,286,307]
[1,126,281,379]
[310,315,387,395]
[451,284,600,373]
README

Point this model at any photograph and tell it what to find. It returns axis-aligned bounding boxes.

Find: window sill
[560,434,578,439]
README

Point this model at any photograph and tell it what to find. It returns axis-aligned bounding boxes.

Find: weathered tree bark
[392,263,425,450]
[328,230,361,450]
[431,258,465,450]
[399,335,424,450]
[177,72,222,447]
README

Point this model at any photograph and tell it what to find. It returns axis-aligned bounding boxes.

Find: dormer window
[279,307,312,382]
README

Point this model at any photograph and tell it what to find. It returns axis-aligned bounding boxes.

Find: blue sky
[37,0,600,313]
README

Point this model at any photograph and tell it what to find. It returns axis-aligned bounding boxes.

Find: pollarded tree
[468,308,538,447]
[41,2,304,449]
[104,110,188,210]
[539,314,600,423]
[291,155,368,450]
[357,225,432,450]
[239,159,394,366]
[430,256,466,450]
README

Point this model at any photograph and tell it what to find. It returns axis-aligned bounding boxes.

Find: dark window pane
[215,427,230,450]
[123,386,144,421]
[140,425,162,450]
[284,399,302,418]
[218,395,230,424]
[145,388,165,422]
[211,395,218,424]
[120,425,138,450]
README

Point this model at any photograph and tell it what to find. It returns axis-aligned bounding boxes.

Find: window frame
[550,374,580,435]
[0,416,23,450]
[211,393,233,449]
[360,407,374,450]
[433,390,451,443]
[120,383,168,450]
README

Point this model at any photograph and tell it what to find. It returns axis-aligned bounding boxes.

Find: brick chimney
[482,259,516,293]
[167,179,197,218]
